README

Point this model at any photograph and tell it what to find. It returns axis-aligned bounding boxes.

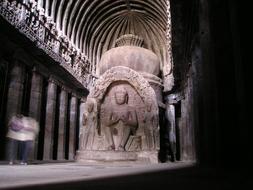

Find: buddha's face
[115,88,127,105]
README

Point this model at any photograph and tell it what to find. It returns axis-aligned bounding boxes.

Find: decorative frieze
[163,0,174,92]
[0,0,94,88]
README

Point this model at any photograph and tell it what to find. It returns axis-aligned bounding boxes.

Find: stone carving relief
[143,101,160,150]
[90,66,154,102]
[79,98,97,150]
[78,66,159,155]
[77,33,162,163]
[101,85,139,151]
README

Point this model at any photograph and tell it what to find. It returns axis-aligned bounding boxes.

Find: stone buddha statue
[103,86,138,151]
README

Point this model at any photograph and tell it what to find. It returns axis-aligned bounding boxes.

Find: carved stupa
[76,34,162,163]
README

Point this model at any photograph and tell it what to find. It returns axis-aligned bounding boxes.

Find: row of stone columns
[5,61,84,161]
[42,78,81,160]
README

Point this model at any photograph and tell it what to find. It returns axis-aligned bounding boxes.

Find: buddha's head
[114,86,128,105]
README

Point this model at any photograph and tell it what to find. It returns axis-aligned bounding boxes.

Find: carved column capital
[48,76,58,85]
[75,92,84,100]
[61,85,71,93]
[32,66,41,74]
[165,93,184,105]
[70,92,78,99]
[80,97,87,103]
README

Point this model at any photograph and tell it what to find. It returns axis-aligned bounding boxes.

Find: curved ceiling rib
[82,8,130,56]
[39,0,168,74]
[80,1,128,53]
[66,0,82,38]
[61,0,74,35]
[44,0,50,16]
[91,16,127,64]
[55,0,66,31]
[51,0,57,22]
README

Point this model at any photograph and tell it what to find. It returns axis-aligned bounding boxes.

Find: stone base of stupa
[76,150,159,164]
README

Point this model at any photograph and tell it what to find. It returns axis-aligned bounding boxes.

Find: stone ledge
[76,150,159,164]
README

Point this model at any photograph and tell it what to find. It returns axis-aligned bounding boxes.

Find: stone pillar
[43,77,57,160]
[6,62,24,123]
[78,98,86,150]
[68,94,77,160]
[165,94,182,161]
[179,97,187,160]
[165,103,176,160]
[57,87,68,160]
[28,68,43,159]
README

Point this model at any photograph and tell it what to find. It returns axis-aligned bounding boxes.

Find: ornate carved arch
[89,66,158,115]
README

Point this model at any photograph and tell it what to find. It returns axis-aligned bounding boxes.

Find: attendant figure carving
[144,102,159,150]
[80,98,97,150]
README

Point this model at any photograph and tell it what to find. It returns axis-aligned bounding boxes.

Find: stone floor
[0,161,251,190]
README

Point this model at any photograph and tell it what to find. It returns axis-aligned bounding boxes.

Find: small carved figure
[144,102,159,150]
[103,86,138,151]
[79,98,97,150]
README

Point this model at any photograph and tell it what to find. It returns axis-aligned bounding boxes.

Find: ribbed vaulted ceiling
[38,0,169,73]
